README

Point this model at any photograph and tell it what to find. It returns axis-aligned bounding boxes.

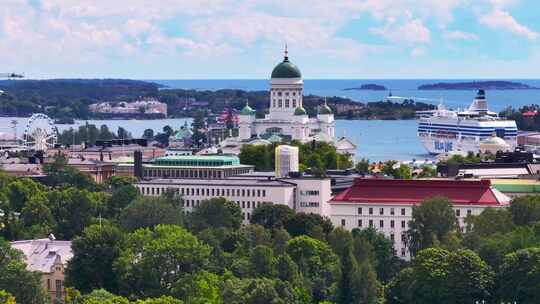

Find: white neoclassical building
[238,47,336,143]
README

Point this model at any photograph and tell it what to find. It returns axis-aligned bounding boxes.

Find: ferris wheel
[23,113,59,151]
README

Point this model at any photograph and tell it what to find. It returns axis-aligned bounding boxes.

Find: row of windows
[300,202,319,208]
[140,186,266,198]
[357,207,473,217]
[272,90,301,96]
[184,199,265,210]
[145,168,223,179]
[358,207,406,216]
[273,99,299,108]
[456,209,472,217]
[300,190,320,196]
[342,218,407,229]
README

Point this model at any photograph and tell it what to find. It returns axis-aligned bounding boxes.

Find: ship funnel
[468,89,488,113]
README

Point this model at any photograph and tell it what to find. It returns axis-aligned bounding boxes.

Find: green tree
[284,212,333,239]
[406,196,459,256]
[191,110,207,147]
[172,271,223,304]
[66,223,125,293]
[48,187,98,239]
[275,254,300,284]
[466,207,514,238]
[352,227,402,283]
[250,204,295,230]
[115,225,211,297]
[188,197,242,231]
[497,247,540,303]
[43,155,97,190]
[286,236,340,302]
[0,290,16,304]
[509,195,540,226]
[386,248,493,304]
[271,228,291,255]
[355,158,370,174]
[142,128,154,139]
[249,245,276,278]
[106,185,139,219]
[120,196,183,232]
[0,239,47,304]
[163,125,174,136]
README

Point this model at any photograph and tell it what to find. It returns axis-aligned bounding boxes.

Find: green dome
[240,103,256,115]
[319,103,333,115]
[294,106,307,116]
[271,57,302,78]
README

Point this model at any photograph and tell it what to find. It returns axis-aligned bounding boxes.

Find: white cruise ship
[417,90,518,154]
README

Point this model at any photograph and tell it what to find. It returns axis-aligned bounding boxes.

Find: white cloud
[443,30,479,41]
[370,18,431,45]
[0,0,536,78]
[480,8,538,40]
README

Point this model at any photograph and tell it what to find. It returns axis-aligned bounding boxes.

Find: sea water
[3,79,540,161]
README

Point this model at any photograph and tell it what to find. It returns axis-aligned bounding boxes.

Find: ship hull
[418,118,518,154]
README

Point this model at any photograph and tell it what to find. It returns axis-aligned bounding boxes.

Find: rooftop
[331,178,510,206]
[10,238,72,273]
[137,177,294,187]
[152,155,242,167]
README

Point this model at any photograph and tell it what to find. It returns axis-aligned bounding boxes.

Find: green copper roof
[319,103,333,115]
[174,128,193,139]
[294,106,307,116]
[240,103,256,115]
[271,57,302,78]
[153,155,240,167]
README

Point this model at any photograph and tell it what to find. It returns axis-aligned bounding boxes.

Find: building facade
[10,238,72,303]
[238,48,335,143]
[329,178,510,259]
[136,175,332,223]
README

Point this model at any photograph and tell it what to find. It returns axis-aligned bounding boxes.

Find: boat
[417,89,518,154]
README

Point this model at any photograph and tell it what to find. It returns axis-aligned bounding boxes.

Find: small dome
[319,103,333,115]
[480,134,510,153]
[240,102,256,115]
[481,136,507,146]
[294,106,307,116]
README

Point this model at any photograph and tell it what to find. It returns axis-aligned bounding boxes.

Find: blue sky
[2,0,540,79]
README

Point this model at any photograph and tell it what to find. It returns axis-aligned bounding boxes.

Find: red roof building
[331,178,510,206]
[522,110,537,118]
[328,178,510,259]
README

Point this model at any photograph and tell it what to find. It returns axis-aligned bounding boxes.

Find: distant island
[0,79,434,121]
[418,81,538,90]
[344,84,387,91]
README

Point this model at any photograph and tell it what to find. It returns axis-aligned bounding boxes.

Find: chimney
[134,150,143,179]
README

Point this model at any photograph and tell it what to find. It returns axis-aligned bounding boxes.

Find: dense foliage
[0,79,159,118]
[3,163,540,303]
[500,105,540,131]
[239,141,353,174]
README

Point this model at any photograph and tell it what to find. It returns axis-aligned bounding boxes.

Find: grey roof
[137,177,294,187]
[10,239,73,273]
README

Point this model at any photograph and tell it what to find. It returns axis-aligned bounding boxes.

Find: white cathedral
[238,48,336,143]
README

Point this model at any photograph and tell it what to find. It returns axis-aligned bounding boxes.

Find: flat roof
[136,177,294,187]
[153,155,242,167]
[491,179,540,193]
